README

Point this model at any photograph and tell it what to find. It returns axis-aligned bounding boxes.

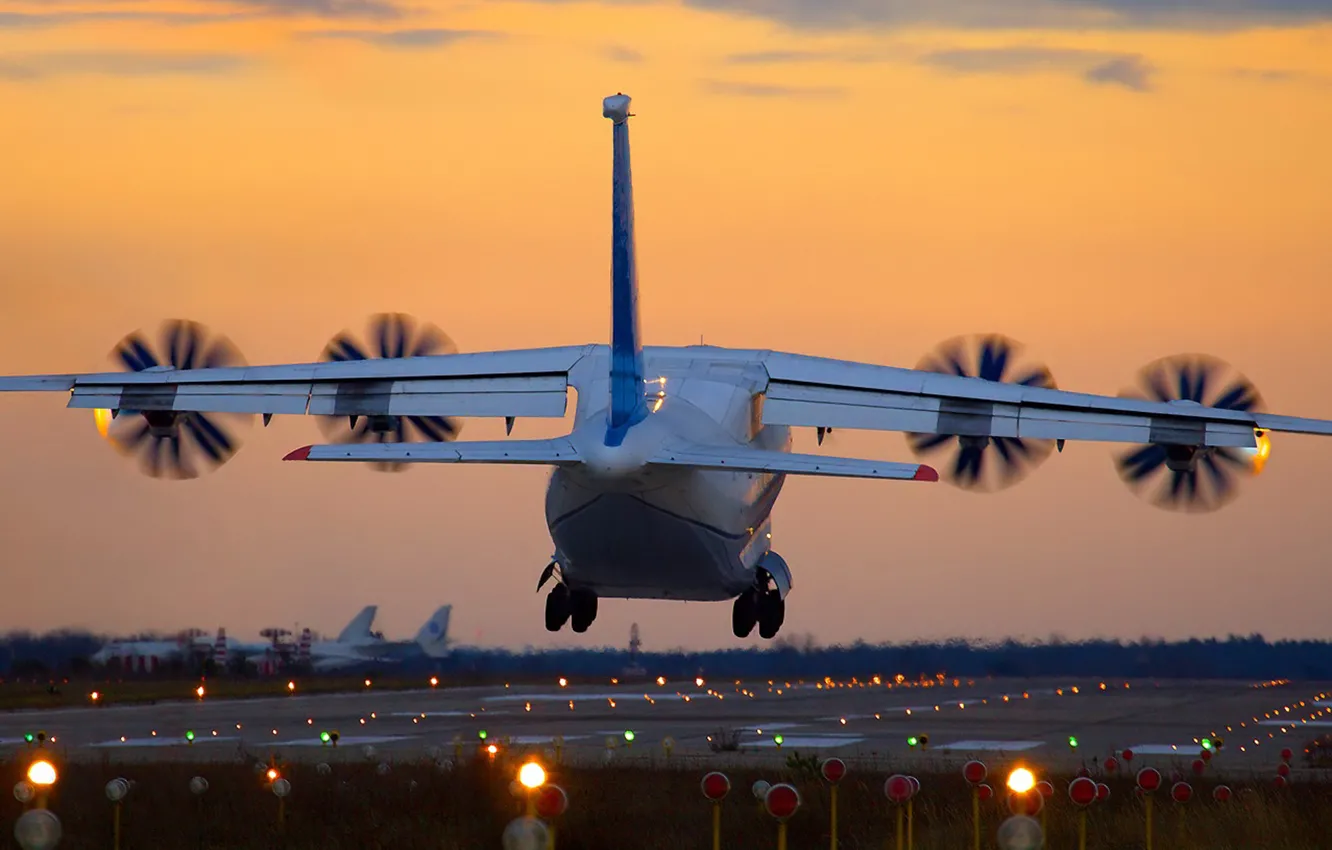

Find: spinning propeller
[101,320,251,480]
[906,334,1057,492]
[316,313,462,472]
[1115,354,1269,513]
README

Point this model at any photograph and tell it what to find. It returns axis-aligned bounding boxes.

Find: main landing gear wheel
[570,589,598,633]
[732,591,758,638]
[757,590,785,640]
[545,584,571,632]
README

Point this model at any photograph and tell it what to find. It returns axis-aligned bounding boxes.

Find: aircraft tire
[732,591,758,638]
[545,584,571,632]
[757,591,784,639]
[570,589,598,633]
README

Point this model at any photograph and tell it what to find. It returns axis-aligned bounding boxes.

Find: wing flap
[648,444,937,481]
[285,438,581,465]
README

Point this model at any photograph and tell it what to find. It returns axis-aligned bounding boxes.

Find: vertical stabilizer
[604,93,646,446]
[337,605,377,644]
[415,605,453,657]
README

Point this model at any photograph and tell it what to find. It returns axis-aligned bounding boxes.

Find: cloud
[602,45,645,62]
[920,46,1155,91]
[0,11,251,28]
[680,0,1332,30]
[0,51,248,81]
[1084,54,1153,90]
[300,27,497,47]
[701,78,848,98]
[1230,67,1331,85]
[0,0,406,22]
[724,49,840,63]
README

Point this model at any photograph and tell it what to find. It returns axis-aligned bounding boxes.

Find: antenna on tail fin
[604,93,647,447]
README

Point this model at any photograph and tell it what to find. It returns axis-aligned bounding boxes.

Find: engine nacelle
[757,551,792,600]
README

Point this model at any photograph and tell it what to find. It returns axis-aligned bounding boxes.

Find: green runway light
[1201,738,1214,751]
[478,730,488,740]
[623,730,635,742]
[907,735,919,747]
[320,731,331,744]
[185,730,195,742]
[23,733,34,744]
[1068,736,1079,749]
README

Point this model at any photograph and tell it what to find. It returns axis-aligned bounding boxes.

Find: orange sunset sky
[2,0,1331,650]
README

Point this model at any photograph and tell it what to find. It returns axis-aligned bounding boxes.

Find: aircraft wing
[648,444,937,481]
[0,346,588,421]
[758,351,1332,446]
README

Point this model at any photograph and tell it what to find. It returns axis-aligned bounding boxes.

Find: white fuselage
[546,348,791,602]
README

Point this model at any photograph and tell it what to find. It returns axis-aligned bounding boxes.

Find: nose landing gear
[732,584,785,639]
[544,582,598,633]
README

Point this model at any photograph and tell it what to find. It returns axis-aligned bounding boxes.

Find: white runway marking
[1257,720,1332,727]
[90,736,239,748]
[390,711,473,718]
[939,740,1045,751]
[508,735,592,745]
[485,691,693,703]
[731,723,805,734]
[740,735,863,749]
[1123,744,1198,755]
[273,734,415,747]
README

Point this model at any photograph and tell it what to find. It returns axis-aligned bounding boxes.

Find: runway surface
[3,677,1328,774]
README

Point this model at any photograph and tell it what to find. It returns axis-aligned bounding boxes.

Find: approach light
[558,678,568,687]
[90,691,100,702]
[696,677,705,687]
[1007,767,1036,794]
[364,679,372,688]
[487,744,498,757]
[430,676,439,687]
[287,681,296,692]
[26,761,56,787]
[266,769,279,782]
[518,762,546,790]
[196,685,205,699]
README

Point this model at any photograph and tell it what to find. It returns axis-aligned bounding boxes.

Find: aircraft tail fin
[604,93,647,446]
[336,605,377,644]
[415,605,452,658]
[297,627,312,662]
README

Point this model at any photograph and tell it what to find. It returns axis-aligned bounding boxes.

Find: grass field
[3,750,1325,849]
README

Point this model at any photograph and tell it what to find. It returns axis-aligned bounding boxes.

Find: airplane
[213,605,380,668]
[4,92,1330,642]
[295,604,453,671]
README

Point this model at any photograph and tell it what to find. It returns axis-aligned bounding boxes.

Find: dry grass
[3,754,1326,849]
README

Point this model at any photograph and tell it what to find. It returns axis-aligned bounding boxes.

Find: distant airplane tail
[603,93,647,447]
[414,605,452,658]
[336,605,378,644]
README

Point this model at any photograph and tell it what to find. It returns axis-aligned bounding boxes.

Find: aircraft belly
[547,466,780,601]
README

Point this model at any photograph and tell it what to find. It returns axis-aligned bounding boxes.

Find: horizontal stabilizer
[649,444,937,481]
[284,438,580,466]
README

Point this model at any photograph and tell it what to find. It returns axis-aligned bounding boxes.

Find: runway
[3,677,1327,774]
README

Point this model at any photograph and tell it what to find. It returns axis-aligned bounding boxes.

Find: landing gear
[757,590,785,639]
[732,586,786,639]
[570,589,598,633]
[732,590,758,638]
[545,583,598,633]
[545,583,571,632]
